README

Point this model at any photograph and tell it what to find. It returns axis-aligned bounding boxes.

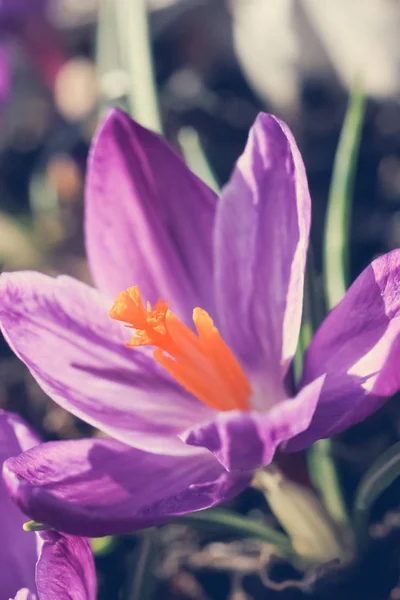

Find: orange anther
[110,287,250,412]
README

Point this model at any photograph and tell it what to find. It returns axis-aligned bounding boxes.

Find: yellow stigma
[109,286,250,412]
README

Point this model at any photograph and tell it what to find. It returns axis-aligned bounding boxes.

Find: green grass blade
[353,441,400,548]
[177,508,296,560]
[115,0,162,132]
[312,79,366,533]
[178,127,220,193]
[324,78,366,310]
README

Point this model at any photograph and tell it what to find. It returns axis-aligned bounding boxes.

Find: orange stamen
[109,286,250,412]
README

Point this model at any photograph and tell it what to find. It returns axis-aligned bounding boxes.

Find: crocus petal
[0,44,10,102]
[85,108,217,323]
[0,271,213,455]
[287,250,400,451]
[181,376,325,471]
[0,411,39,600]
[4,438,251,537]
[214,114,311,405]
[35,532,96,600]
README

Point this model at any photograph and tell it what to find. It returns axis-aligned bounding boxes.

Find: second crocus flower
[0,410,97,599]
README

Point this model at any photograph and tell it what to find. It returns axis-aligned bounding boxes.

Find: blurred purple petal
[214,114,311,404]
[0,0,65,91]
[287,250,400,451]
[85,109,217,323]
[0,411,38,599]
[0,0,44,19]
[35,532,96,600]
[4,437,251,537]
[0,44,10,102]
[0,271,212,455]
[182,376,325,471]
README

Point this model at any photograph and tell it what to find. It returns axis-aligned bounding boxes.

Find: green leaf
[353,441,400,547]
[91,535,116,556]
[314,78,366,534]
[308,439,350,529]
[293,249,321,383]
[324,77,366,311]
[114,0,162,132]
[177,508,296,560]
[178,127,220,193]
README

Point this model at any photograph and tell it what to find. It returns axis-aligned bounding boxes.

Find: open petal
[35,532,96,600]
[214,114,311,403]
[181,377,325,471]
[85,108,217,323]
[4,438,251,537]
[287,250,400,451]
[0,271,212,455]
[0,411,39,600]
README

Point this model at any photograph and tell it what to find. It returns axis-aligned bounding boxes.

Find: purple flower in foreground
[0,0,44,18]
[0,0,65,92]
[0,410,96,599]
[1,109,400,537]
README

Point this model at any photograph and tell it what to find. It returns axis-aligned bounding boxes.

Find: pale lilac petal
[0,271,212,455]
[181,377,325,471]
[4,438,251,537]
[0,44,10,102]
[0,411,38,600]
[85,108,217,323]
[35,532,96,600]
[214,114,311,403]
[287,250,400,451]
[12,589,36,600]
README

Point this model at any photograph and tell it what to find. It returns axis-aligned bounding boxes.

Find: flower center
[109,286,250,412]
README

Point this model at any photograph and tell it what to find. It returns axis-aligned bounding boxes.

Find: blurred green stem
[115,0,162,132]
[324,78,365,309]
[308,439,350,530]
[178,507,295,559]
[353,440,400,550]
[96,0,122,107]
[293,249,319,383]
[312,80,366,534]
[127,529,158,600]
[178,127,220,193]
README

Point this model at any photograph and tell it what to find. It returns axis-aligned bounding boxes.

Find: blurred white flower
[230,0,400,114]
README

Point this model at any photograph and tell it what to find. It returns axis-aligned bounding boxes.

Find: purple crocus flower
[1,109,400,537]
[0,410,96,599]
[0,0,65,91]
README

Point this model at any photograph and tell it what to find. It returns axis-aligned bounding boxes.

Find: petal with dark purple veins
[0,411,38,600]
[214,114,311,405]
[85,108,217,323]
[287,250,400,451]
[35,532,96,600]
[4,438,251,537]
[181,377,325,471]
[0,272,213,455]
